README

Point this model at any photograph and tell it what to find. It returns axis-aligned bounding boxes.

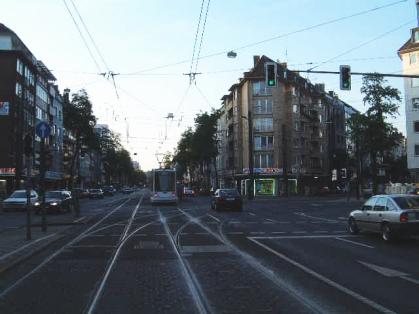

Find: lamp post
[241,113,254,200]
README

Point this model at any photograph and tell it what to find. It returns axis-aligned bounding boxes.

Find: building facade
[216,55,354,196]
[398,10,419,181]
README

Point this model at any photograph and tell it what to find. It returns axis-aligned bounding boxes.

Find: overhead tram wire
[68,0,110,72]
[189,0,206,77]
[62,0,102,73]
[193,0,211,74]
[121,0,408,75]
[307,19,415,72]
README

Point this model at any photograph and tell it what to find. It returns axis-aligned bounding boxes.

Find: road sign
[35,121,51,139]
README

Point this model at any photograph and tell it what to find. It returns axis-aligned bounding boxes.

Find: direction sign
[35,121,51,139]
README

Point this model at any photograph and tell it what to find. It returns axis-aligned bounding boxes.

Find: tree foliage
[348,74,403,193]
[173,109,221,184]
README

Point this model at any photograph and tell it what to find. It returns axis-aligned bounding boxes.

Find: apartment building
[398,12,419,180]
[0,24,64,195]
[217,55,353,196]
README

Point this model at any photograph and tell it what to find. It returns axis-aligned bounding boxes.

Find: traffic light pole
[282,124,289,197]
[25,155,32,240]
[248,110,254,200]
[40,139,47,232]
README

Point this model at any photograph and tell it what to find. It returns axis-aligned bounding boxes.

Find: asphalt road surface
[1,191,418,314]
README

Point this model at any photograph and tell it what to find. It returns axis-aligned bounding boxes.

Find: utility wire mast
[183,72,202,85]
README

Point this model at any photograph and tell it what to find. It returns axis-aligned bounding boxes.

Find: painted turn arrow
[359,261,419,285]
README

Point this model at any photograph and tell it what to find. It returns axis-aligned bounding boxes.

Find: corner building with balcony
[216,55,353,196]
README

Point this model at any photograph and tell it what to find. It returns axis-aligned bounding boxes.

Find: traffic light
[24,134,32,157]
[340,65,351,90]
[265,62,277,87]
[340,168,347,179]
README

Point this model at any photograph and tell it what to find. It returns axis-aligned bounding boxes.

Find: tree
[63,89,98,188]
[173,109,221,188]
[348,75,402,194]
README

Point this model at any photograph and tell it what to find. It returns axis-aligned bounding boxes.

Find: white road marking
[0,233,57,261]
[70,245,116,249]
[271,232,286,234]
[250,235,358,239]
[248,237,396,314]
[195,232,210,235]
[332,231,346,233]
[248,212,256,216]
[294,212,338,223]
[279,221,291,224]
[250,232,265,235]
[313,231,328,233]
[181,245,231,253]
[292,231,307,234]
[227,232,244,235]
[263,221,274,224]
[207,214,220,223]
[335,237,374,249]
[266,218,277,223]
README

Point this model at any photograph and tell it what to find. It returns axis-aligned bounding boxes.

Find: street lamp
[241,113,254,200]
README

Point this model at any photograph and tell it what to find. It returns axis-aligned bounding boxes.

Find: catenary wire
[193,0,211,74]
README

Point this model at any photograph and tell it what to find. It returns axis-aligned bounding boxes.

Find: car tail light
[400,212,409,223]
[172,192,176,196]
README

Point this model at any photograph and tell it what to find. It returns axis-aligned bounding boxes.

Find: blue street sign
[35,121,51,139]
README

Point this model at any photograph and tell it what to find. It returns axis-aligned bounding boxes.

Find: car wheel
[381,223,393,242]
[348,218,359,235]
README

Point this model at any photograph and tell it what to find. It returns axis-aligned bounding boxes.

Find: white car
[2,190,39,211]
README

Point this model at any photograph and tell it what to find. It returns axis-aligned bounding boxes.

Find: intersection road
[0,193,418,313]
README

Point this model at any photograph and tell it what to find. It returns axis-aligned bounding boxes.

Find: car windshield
[10,191,27,198]
[45,192,62,199]
[90,189,100,193]
[219,189,239,197]
[393,196,419,210]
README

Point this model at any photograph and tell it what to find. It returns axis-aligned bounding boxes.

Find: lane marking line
[248,212,256,216]
[294,212,338,223]
[248,237,396,314]
[207,214,220,223]
[334,237,375,249]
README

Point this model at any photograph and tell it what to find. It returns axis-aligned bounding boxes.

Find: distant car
[348,194,419,241]
[34,190,73,214]
[102,186,116,196]
[183,187,195,197]
[121,187,133,194]
[89,188,104,199]
[211,188,242,211]
[74,188,89,199]
[409,188,419,195]
[2,190,39,211]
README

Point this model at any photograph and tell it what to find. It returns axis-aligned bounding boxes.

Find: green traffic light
[268,79,275,86]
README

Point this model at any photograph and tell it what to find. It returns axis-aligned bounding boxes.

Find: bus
[150,168,178,205]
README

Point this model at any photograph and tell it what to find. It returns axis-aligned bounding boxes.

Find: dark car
[211,188,242,211]
[89,188,104,199]
[34,190,73,214]
[102,186,116,196]
[73,188,89,199]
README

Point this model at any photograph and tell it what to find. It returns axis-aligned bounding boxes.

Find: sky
[2,0,417,170]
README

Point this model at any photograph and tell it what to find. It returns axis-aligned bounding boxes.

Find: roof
[0,23,37,66]
[398,28,419,57]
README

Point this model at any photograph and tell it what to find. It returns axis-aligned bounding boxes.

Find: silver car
[348,194,419,241]
[2,190,39,211]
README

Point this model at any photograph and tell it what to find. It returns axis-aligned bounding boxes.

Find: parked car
[348,194,419,241]
[183,187,195,197]
[89,188,104,199]
[2,190,38,211]
[34,190,74,214]
[102,186,116,196]
[121,187,134,194]
[73,188,89,199]
[409,187,419,195]
[211,188,242,211]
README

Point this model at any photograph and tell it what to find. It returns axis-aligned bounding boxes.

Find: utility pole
[282,124,289,197]
[24,134,32,240]
[40,138,47,232]
[183,72,202,85]
[248,110,254,200]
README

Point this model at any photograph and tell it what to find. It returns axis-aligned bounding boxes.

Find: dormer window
[414,29,419,43]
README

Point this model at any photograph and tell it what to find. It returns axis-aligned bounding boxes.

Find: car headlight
[34,202,40,206]
[50,202,58,206]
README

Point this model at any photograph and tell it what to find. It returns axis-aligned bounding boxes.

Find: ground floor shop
[238,176,298,197]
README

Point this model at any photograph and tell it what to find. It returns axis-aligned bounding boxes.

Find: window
[415,30,419,43]
[16,58,23,75]
[414,121,419,133]
[293,138,299,148]
[373,197,387,212]
[319,130,323,138]
[362,197,377,211]
[412,78,419,88]
[253,99,273,114]
[319,114,322,123]
[386,199,397,211]
[254,153,273,168]
[36,107,43,120]
[254,136,274,150]
[413,98,419,110]
[293,104,297,113]
[15,82,22,97]
[415,145,419,156]
[294,121,299,131]
[253,118,273,132]
[36,85,49,103]
[252,81,272,96]
[410,53,417,64]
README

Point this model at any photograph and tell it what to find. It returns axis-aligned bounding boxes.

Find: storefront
[238,168,298,197]
[0,168,18,197]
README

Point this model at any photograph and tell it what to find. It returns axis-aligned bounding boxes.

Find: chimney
[253,55,260,67]
[280,62,288,69]
[315,84,325,93]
